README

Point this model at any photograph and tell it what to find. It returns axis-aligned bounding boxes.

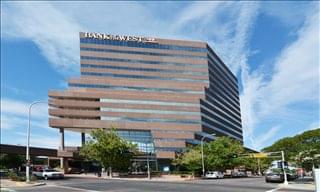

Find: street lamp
[26,100,48,183]
[201,133,216,177]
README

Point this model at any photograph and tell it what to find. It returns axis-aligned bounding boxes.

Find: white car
[33,169,64,180]
[205,171,224,179]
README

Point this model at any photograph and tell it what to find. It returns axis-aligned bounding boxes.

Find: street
[6,177,312,192]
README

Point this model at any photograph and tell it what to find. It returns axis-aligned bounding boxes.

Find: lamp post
[26,101,48,183]
[201,133,216,177]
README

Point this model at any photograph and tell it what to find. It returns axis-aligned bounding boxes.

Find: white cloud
[0,97,80,148]
[240,9,319,149]
[14,131,80,149]
[1,98,48,118]
[1,114,27,130]
[2,1,82,74]
[1,84,29,96]
[172,1,225,30]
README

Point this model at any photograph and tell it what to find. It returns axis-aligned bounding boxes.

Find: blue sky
[1,1,319,150]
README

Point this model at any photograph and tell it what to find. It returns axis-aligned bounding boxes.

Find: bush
[8,171,37,182]
[8,171,23,181]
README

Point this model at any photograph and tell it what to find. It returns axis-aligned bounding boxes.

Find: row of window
[100,98,199,107]
[117,130,155,153]
[81,64,208,76]
[154,138,186,142]
[208,84,240,111]
[80,38,207,52]
[200,105,242,134]
[201,114,243,139]
[201,122,242,141]
[100,107,199,116]
[210,81,240,107]
[155,147,184,152]
[81,56,208,69]
[80,47,207,59]
[205,88,241,117]
[117,130,152,137]
[208,66,239,96]
[69,83,203,94]
[207,48,237,83]
[81,72,209,83]
[200,99,241,128]
[100,116,201,125]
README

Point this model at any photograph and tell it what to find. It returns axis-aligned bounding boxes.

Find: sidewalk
[0,179,46,188]
[278,177,316,191]
[278,183,315,191]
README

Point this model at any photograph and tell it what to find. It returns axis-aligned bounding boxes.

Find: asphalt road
[8,177,311,192]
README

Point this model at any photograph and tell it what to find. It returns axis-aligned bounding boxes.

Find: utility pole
[281,151,289,185]
[257,158,261,176]
[201,133,216,177]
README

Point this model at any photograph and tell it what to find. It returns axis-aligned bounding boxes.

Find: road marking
[265,188,280,192]
[46,184,101,192]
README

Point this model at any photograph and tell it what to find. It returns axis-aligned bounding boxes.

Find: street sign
[252,153,268,158]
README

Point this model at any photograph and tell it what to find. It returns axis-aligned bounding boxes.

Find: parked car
[232,171,247,178]
[265,172,284,182]
[33,169,64,180]
[205,171,224,179]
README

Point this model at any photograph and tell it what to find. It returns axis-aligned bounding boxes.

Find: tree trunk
[109,166,112,179]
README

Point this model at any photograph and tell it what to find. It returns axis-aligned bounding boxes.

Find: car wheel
[44,175,48,180]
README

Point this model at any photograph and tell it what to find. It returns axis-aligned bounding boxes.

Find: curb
[32,182,46,186]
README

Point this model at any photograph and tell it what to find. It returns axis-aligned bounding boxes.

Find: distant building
[48,32,242,170]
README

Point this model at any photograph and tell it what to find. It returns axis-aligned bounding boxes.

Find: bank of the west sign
[83,32,157,43]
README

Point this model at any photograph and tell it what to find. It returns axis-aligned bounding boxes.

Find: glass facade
[117,130,154,154]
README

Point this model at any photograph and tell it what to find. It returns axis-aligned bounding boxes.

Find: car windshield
[44,169,58,172]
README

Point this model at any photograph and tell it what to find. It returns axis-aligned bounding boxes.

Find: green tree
[80,128,137,178]
[0,154,25,169]
[262,128,320,170]
[205,137,245,171]
[173,146,202,177]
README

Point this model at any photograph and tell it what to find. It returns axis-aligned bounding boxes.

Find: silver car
[205,171,224,179]
[265,172,283,182]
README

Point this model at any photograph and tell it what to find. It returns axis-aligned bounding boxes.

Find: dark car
[232,171,247,178]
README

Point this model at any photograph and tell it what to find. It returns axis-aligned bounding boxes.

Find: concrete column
[60,128,65,150]
[81,132,85,146]
[59,128,65,169]
[60,158,64,169]
[63,158,69,173]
